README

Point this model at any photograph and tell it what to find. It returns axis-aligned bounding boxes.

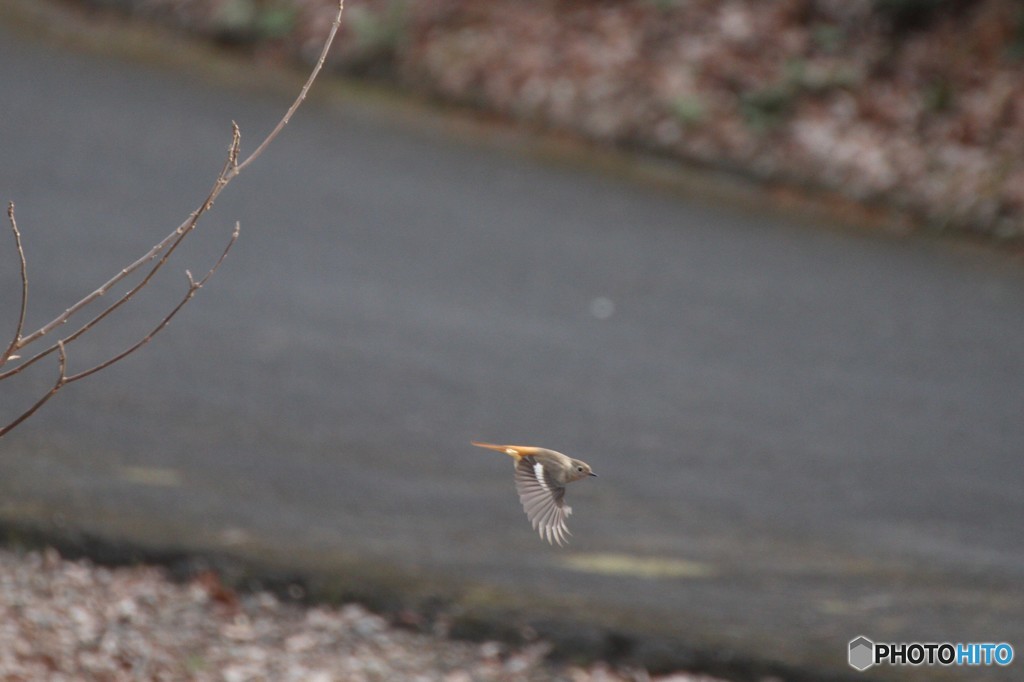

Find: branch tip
[229,121,241,168]
[3,202,29,362]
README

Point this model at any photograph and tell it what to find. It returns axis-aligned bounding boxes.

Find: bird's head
[569,458,597,481]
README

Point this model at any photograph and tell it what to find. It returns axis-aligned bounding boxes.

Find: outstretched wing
[514,456,572,546]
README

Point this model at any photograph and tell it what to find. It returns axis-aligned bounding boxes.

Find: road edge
[0,517,865,682]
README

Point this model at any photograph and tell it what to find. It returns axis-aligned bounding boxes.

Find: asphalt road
[1,9,1022,681]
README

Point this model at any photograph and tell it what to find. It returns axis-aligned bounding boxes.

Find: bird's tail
[470,441,531,460]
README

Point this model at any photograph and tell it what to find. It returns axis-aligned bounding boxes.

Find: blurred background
[1,1,1023,680]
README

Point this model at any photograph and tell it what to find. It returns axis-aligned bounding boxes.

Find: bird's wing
[514,456,572,546]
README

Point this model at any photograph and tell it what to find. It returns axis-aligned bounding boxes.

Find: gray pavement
[1,9,1022,681]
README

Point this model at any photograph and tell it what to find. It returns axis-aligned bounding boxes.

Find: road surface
[1,8,1022,681]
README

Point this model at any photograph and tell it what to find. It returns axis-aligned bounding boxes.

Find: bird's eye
[576,466,583,472]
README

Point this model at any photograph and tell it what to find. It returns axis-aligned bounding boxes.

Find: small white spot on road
[589,296,615,319]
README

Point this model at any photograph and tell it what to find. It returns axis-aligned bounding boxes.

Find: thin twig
[2,202,28,366]
[0,88,246,382]
[0,1,345,437]
[67,223,239,384]
[235,0,345,174]
[0,215,194,380]
[14,0,341,351]
[14,125,244,353]
[0,341,66,439]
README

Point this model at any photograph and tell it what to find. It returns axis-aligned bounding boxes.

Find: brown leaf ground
[68,0,1024,242]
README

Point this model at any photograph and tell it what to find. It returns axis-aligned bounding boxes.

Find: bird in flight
[471,441,597,546]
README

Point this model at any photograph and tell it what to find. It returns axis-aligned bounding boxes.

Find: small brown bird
[471,441,596,546]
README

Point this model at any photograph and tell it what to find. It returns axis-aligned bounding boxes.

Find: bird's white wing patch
[514,457,571,546]
[532,462,550,491]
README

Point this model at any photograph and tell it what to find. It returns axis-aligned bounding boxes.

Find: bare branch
[14,125,241,352]
[0,159,226,383]
[13,0,342,354]
[2,202,28,367]
[66,223,239,384]
[0,212,196,381]
[0,1,346,437]
[0,341,66,439]
[235,0,345,174]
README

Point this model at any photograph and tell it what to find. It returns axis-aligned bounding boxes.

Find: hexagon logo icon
[849,636,875,671]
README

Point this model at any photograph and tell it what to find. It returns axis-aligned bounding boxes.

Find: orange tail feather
[470,441,531,460]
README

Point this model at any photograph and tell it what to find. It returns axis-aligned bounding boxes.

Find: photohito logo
[849,636,1014,671]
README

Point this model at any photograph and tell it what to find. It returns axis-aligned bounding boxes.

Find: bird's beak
[588,472,598,477]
